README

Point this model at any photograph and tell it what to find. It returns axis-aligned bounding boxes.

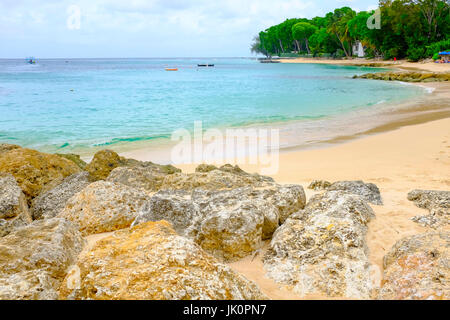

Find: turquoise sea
[0,58,425,155]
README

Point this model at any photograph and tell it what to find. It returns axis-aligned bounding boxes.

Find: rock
[0,144,21,154]
[85,149,123,181]
[195,164,218,173]
[0,147,80,204]
[0,218,84,300]
[308,180,331,191]
[59,221,268,300]
[0,173,32,237]
[408,190,449,229]
[263,191,376,299]
[106,164,174,192]
[58,181,151,235]
[355,71,450,83]
[31,172,91,220]
[328,180,383,205]
[379,232,449,300]
[134,184,305,261]
[56,153,87,170]
[160,167,274,192]
[86,149,181,181]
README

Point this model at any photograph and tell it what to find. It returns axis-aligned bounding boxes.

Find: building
[352,41,366,58]
[438,51,450,63]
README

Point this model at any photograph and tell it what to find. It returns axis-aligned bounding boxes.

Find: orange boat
[165,68,178,71]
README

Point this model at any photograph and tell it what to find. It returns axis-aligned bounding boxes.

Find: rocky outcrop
[58,181,151,235]
[308,180,331,191]
[0,144,21,154]
[408,190,449,229]
[0,218,84,300]
[354,71,450,82]
[264,191,376,299]
[56,153,87,170]
[0,173,32,237]
[327,180,383,205]
[86,149,180,181]
[133,184,306,261]
[0,147,80,204]
[59,221,268,300]
[31,172,91,220]
[379,232,449,300]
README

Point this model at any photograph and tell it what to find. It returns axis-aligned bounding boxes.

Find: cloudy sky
[0,0,379,58]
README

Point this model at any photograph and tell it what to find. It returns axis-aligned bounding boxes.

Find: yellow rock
[59,221,268,300]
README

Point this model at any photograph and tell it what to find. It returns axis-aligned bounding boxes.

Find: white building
[352,41,366,57]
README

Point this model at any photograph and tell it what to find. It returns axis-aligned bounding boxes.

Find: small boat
[25,57,36,64]
[165,68,178,71]
[197,64,214,67]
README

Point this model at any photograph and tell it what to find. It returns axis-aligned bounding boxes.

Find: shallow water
[0,58,425,154]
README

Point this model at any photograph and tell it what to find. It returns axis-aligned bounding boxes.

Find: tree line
[251,0,450,61]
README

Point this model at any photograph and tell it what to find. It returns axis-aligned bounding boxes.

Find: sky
[0,0,379,58]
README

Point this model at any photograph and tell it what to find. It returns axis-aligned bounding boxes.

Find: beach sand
[279,57,450,73]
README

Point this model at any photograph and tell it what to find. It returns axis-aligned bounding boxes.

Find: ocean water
[0,58,425,154]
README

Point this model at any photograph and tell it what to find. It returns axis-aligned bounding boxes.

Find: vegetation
[251,0,450,61]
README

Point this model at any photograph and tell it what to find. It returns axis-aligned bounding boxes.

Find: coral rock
[328,180,383,205]
[59,221,268,300]
[408,190,449,229]
[379,232,449,300]
[264,191,376,299]
[58,181,151,235]
[0,218,84,300]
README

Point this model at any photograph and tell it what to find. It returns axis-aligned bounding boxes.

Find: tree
[250,35,269,57]
[292,22,318,54]
[326,7,356,57]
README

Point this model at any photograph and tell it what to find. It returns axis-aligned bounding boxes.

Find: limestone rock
[308,180,331,191]
[0,144,21,154]
[379,232,449,300]
[134,184,305,261]
[86,149,181,181]
[31,172,91,220]
[0,147,80,204]
[56,153,87,170]
[59,221,268,300]
[328,180,383,205]
[0,173,32,237]
[0,218,84,300]
[408,190,449,229]
[195,164,219,173]
[264,191,376,299]
[107,165,171,192]
[58,181,151,235]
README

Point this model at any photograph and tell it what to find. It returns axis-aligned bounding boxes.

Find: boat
[25,57,36,64]
[197,64,214,67]
[165,68,178,71]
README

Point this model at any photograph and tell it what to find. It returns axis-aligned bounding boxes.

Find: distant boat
[165,68,178,71]
[26,57,36,64]
[198,64,214,67]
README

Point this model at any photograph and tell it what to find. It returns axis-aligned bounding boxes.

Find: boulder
[134,184,306,261]
[379,232,449,300]
[408,190,449,229]
[328,180,383,205]
[0,144,21,154]
[0,173,32,237]
[31,172,91,220]
[0,147,80,204]
[0,218,84,300]
[58,181,151,235]
[106,165,170,192]
[56,153,87,170]
[264,191,376,299]
[59,221,268,300]
[308,180,331,191]
[86,149,181,181]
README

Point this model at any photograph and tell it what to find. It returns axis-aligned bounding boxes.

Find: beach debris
[0,218,84,300]
[31,172,91,220]
[379,232,449,300]
[57,181,151,236]
[0,173,32,237]
[263,191,376,299]
[133,184,306,262]
[0,146,80,205]
[408,189,449,229]
[59,221,268,300]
